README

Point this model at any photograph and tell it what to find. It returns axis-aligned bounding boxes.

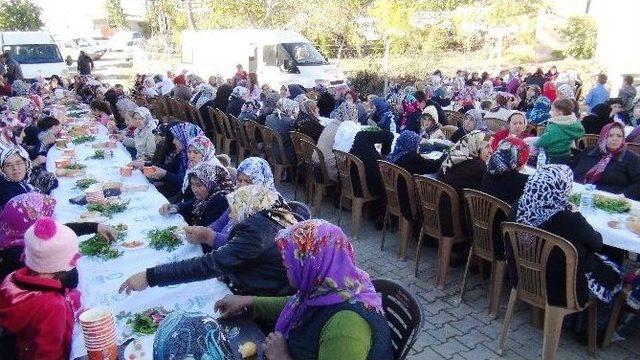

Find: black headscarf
[213,84,233,111]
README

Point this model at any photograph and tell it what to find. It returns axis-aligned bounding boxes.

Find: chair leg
[337,195,344,225]
[497,288,518,356]
[274,166,284,185]
[414,227,425,276]
[587,301,597,355]
[542,307,567,360]
[532,307,544,329]
[602,292,625,348]
[380,210,390,251]
[488,261,506,319]
[459,247,474,303]
[397,217,411,260]
[437,237,454,289]
[313,186,324,216]
[351,198,364,239]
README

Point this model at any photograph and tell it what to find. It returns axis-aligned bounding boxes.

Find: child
[0,217,80,360]
[535,98,585,164]
[89,99,113,127]
[419,106,445,141]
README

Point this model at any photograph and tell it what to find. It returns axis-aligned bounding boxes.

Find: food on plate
[121,239,147,250]
[65,162,87,170]
[607,220,621,229]
[120,166,133,177]
[54,157,71,169]
[625,217,640,235]
[72,135,96,145]
[79,234,122,260]
[238,341,257,358]
[570,193,631,213]
[126,307,168,335]
[86,149,105,160]
[147,226,182,251]
[114,223,128,240]
[124,339,148,360]
[75,178,99,189]
[86,200,129,218]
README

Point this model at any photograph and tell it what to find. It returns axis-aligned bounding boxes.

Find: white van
[181,29,347,89]
[0,31,70,80]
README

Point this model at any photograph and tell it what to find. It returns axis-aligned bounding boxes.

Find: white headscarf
[332,120,361,152]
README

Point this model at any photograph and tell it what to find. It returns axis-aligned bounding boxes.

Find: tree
[105,0,128,29]
[561,15,597,59]
[201,0,299,29]
[0,0,43,31]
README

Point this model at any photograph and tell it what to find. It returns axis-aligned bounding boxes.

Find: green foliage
[105,0,128,29]
[561,15,597,60]
[0,0,43,31]
[487,0,545,25]
[349,70,385,95]
[201,0,300,29]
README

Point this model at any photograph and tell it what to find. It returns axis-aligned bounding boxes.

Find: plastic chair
[485,117,508,132]
[372,278,424,360]
[627,142,640,155]
[602,286,633,348]
[244,120,264,157]
[333,150,382,239]
[460,189,511,318]
[442,125,458,140]
[497,222,597,359]
[413,176,466,288]
[261,126,295,185]
[577,134,599,151]
[229,115,250,163]
[207,106,225,151]
[216,109,237,157]
[445,110,464,126]
[378,160,416,260]
[299,138,336,215]
[289,131,314,200]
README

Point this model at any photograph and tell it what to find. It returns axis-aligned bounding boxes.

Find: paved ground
[274,182,640,360]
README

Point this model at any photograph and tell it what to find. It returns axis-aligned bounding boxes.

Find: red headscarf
[173,75,187,86]
[542,81,557,102]
[584,122,626,184]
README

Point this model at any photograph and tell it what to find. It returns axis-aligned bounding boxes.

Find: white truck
[0,31,70,80]
[181,29,347,89]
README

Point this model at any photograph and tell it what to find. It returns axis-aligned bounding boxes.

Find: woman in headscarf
[437,131,491,249]
[258,92,280,125]
[486,92,514,121]
[399,91,423,132]
[582,102,613,135]
[116,106,157,160]
[573,122,640,199]
[314,102,358,181]
[455,86,478,113]
[0,146,58,208]
[226,86,249,117]
[142,77,158,99]
[212,83,233,112]
[419,105,445,141]
[368,96,395,131]
[316,84,336,118]
[490,112,531,150]
[527,95,552,125]
[506,69,521,95]
[450,109,487,143]
[542,81,557,103]
[294,99,324,142]
[509,164,622,308]
[516,84,541,113]
[388,130,442,176]
[192,84,216,111]
[183,157,276,251]
[238,99,261,121]
[265,98,299,165]
[481,137,530,205]
[477,80,495,102]
[214,220,393,360]
[119,185,299,297]
[171,75,192,101]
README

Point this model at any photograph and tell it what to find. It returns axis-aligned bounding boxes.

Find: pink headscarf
[0,193,57,249]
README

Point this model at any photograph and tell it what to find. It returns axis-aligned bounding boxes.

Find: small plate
[120,238,148,251]
[123,339,150,360]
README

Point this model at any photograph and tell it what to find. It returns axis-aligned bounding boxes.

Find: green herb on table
[114,223,128,241]
[79,234,122,260]
[86,150,105,160]
[148,226,182,251]
[75,178,98,189]
[570,193,631,213]
[72,135,96,144]
[126,307,168,335]
[363,125,381,131]
[87,201,129,218]
[65,163,87,170]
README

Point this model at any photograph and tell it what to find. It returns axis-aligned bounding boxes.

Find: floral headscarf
[188,135,217,164]
[239,99,261,120]
[0,110,23,147]
[11,80,29,96]
[0,193,56,249]
[17,95,42,126]
[237,157,276,190]
[188,162,234,225]
[456,86,477,107]
[170,122,205,170]
[230,86,250,101]
[487,138,530,175]
[0,146,32,183]
[260,92,280,117]
[5,97,30,112]
[334,101,358,123]
[464,109,487,132]
[584,122,626,184]
[478,80,495,101]
[400,93,421,128]
[132,106,157,132]
[276,98,300,119]
[274,219,383,337]
[226,185,295,226]
[195,85,216,109]
[556,83,575,100]
[441,130,487,174]
[387,130,420,164]
[295,100,318,127]
[516,164,573,227]
[527,96,552,124]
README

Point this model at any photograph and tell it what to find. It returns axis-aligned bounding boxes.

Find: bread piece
[238,341,257,358]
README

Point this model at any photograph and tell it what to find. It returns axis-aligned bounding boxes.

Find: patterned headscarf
[556,83,575,100]
[516,164,573,227]
[0,193,56,249]
[239,99,261,120]
[584,122,626,184]
[230,86,250,101]
[237,157,276,190]
[334,101,358,123]
[260,92,280,117]
[276,98,300,119]
[527,96,552,124]
[400,93,421,128]
[0,146,32,183]
[5,97,30,112]
[226,185,294,226]
[387,130,420,164]
[188,135,216,164]
[188,162,234,225]
[16,95,42,126]
[464,109,487,132]
[11,80,29,96]
[487,138,530,175]
[195,85,216,109]
[441,130,487,174]
[274,219,383,337]
[132,106,157,133]
[170,122,205,170]
[0,110,23,147]
[295,100,318,127]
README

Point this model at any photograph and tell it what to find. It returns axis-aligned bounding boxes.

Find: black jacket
[581,115,612,135]
[395,152,442,176]
[573,148,640,200]
[317,92,336,118]
[449,127,466,144]
[146,211,293,296]
[226,96,245,118]
[480,171,529,206]
[349,130,394,198]
[77,54,94,75]
[437,159,486,236]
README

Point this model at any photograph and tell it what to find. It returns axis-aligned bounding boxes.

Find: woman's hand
[213,295,254,318]
[184,226,215,245]
[128,160,144,169]
[264,332,293,360]
[158,203,178,216]
[146,166,166,179]
[33,155,47,166]
[118,271,149,294]
[107,120,118,132]
[97,224,116,242]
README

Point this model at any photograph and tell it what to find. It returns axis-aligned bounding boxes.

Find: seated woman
[481,137,530,205]
[419,106,445,141]
[388,130,442,175]
[450,109,487,144]
[295,100,324,143]
[508,165,622,307]
[535,98,585,165]
[226,86,248,117]
[526,96,551,125]
[0,146,58,208]
[119,185,298,296]
[573,122,640,199]
[214,220,393,360]
[315,102,358,182]
[490,111,531,150]
[368,96,395,131]
[516,84,540,113]
[485,93,514,121]
[183,157,276,251]
[265,98,299,165]
[0,193,115,280]
[89,99,113,127]
[115,107,157,161]
[582,102,613,135]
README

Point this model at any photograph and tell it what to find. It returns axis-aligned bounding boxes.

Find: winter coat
[535,115,585,158]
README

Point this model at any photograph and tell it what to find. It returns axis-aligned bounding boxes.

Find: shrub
[348,70,385,96]
[561,16,597,60]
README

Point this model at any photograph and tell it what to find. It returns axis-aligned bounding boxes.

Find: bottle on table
[536,149,546,169]
[390,118,397,134]
[580,184,596,212]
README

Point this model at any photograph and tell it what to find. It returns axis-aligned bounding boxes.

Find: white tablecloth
[47,119,231,359]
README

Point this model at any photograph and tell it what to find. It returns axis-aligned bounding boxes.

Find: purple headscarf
[170,122,204,170]
[0,193,57,249]
[274,219,383,337]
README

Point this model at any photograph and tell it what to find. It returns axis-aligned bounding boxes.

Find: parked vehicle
[181,29,347,89]
[60,37,108,64]
[0,31,69,79]
[109,31,143,52]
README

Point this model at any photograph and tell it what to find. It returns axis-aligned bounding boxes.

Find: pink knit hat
[24,217,79,274]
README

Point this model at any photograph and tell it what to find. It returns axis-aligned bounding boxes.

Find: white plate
[123,339,150,360]
[120,238,148,251]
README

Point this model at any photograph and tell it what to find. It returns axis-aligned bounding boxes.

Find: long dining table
[46,110,236,359]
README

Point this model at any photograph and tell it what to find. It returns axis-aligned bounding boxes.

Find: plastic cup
[86,343,117,360]
[120,166,133,177]
[143,166,155,177]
